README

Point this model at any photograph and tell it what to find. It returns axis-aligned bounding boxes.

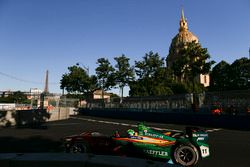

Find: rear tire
[173,143,199,166]
[70,142,90,153]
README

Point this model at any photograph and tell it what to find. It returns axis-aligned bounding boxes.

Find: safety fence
[86,90,250,115]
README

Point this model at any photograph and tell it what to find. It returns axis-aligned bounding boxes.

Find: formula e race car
[63,123,210,166]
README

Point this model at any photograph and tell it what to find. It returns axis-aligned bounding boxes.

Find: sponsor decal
[197,137,205,141]
[144,149,168,156]
[193,133,208,138]
[130,136,143,140]
[199,133,208,137]
[192,134,198,137]
[144,132,164,139]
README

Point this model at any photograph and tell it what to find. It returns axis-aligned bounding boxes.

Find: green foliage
[210,58,250,91]
[129,51,174,96]
[0,91,30,104]
[114,54,134,99]
[95,58,115,98]
[210,60,231,90]
[171,41,215,92]
[110,93,119,98]
[62,39,250,98]
[48,99,57,106]
[129,78,174,96]
[60,65,97,98]
[151,85,174,96]
[129,80,149,96]
[229,57,250,90]
[135,51,165,79]
[169,82,191,94]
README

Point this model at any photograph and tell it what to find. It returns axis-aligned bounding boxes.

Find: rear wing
[186,127,208,144]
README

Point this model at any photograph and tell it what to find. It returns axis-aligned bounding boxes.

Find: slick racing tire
[173,143,199,166]
[70,142,90,153]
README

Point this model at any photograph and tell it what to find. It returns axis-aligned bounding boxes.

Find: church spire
[179,8,188,32]
[181,8,185,21]
[44,70,49,94]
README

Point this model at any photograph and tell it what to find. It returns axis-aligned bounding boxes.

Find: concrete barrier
[0,110,16,126]
[0,108,72,127]
[48,107,70,121]
[0,153,180,167]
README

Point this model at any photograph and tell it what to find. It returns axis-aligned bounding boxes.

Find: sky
[0,0,249,95]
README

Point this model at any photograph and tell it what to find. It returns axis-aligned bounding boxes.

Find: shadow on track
[0,136,63,153]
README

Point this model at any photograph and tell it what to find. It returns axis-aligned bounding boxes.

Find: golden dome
[167,9,199,67]
[173,31,198,45]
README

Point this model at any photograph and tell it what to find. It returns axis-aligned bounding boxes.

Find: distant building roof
[93,90,111,96]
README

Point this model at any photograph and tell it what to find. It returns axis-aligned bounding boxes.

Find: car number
[200,145,210,157]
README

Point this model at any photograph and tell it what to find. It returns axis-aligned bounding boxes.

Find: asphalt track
[0,115,250,167]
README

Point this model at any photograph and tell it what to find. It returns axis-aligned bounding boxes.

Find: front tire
[70,142,90,153]
[173,143,199,166]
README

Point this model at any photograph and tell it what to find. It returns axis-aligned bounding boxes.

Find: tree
[60,65,96,97]
[172,41,215,93]
[130,51,173,96]
[95,58,115,99]
[114,54,134,102]
[210,60,231,91]
[169,82,191,94]
[229,57,250,90]
[0,91,30,104]
[134,51,164,79]
[210,58,250,91]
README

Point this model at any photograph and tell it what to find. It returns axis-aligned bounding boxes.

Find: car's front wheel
[173,143,199,166]
[70,142,90,153]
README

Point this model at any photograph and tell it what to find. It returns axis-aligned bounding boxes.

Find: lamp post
[76,62,90,108]
[249,47,250,59]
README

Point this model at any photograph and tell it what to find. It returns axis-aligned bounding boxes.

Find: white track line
[206,128,222,132]
[48,123,80,126]
[71,116,222,133]
[71,117,182,132]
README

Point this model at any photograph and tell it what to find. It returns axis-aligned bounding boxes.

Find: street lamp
[249,47,250,59]
[76,62,89,75]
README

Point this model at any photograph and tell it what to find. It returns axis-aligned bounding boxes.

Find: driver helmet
[127,129,135,136]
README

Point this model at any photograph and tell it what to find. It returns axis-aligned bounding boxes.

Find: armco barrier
[0,153,181,167]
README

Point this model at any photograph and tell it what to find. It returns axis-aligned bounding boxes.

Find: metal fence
[86,90,250,114]
[203,90,250,114]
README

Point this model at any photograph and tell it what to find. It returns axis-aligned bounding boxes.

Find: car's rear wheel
[173,143,199,166]
[70,142,90,153]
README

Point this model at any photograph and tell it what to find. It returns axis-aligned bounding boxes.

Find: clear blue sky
[0,0,249,94]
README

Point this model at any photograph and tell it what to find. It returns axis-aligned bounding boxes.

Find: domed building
[166,9,209,87]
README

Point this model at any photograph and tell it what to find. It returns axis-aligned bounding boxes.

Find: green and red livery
[63,123,210,166]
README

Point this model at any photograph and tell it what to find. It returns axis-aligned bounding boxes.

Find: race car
[63,123,210,166]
